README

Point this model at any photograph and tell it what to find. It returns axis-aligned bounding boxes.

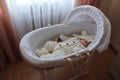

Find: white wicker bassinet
[20,5,111,70]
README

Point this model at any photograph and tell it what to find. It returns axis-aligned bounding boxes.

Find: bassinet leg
[44,68,54,80]
[69,66,88,80]
[68,59,89,80]
[69,52,95,80]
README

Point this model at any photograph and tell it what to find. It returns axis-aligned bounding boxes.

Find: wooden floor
[0,47,117,80]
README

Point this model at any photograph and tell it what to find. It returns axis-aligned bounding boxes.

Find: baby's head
[80,38,90,47]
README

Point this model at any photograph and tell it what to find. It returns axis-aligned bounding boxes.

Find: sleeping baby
[35,31,94,59]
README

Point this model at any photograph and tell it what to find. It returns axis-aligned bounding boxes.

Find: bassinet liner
[20,5,111,68]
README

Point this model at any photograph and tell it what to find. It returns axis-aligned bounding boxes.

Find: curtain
[6,0,103,40]
[0,0,20,68]
[74,0,103,8]
[6,0,75,40]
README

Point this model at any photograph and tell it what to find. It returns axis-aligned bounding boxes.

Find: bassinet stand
[44,51,94,80]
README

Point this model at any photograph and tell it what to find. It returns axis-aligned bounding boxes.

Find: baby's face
[80,38,89,47]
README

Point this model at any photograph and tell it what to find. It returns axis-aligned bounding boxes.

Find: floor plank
[0,47,116,80]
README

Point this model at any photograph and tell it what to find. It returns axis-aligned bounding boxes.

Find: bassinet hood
[64,5,111,52]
